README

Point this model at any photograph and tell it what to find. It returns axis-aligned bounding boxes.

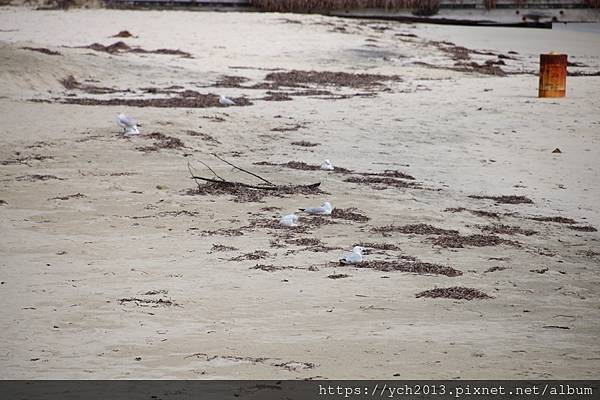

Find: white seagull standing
[340,246,364,265]
[117,113,139,135]
[219,95,235,106]
[320,159,334,171]
[279,213,299,227]
[299,201,332,215]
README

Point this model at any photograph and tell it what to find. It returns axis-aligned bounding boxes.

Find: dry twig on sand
[187,155,323,202]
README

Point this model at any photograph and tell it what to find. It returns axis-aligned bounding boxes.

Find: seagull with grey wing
[340,246,364,265]
[219,95,235,106]
[117,113,139,135]
[320,159,334,171]
[299,201,332,215]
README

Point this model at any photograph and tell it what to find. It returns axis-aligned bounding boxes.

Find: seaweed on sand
[416,287,492,300]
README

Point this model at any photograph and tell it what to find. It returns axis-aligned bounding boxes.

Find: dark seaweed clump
[351,259,462,277]
[62,91,252,108]
[479,224,537,236]
[568,225,597,232]
[444,207,501,219]
[22,47,62,56]
[372,224,458,236]
[186,181,324,203]
[344,176,418,190]
[137,133,185,152]
[469,195,533,204]
[529,216,577,224]
[230,250,270,261]
[331,207,370,222]
[264,70,402,88]
[291,141,320,147]
[433,234,518,248]
[416,287,492,300]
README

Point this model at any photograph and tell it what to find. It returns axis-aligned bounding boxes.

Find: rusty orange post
[539,53,567,98]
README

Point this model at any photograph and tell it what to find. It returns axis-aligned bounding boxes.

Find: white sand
[0,7,599,379]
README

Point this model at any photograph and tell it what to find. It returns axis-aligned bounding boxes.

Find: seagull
[279,213,299,227]
[219,95,235,106]
[299,201,332,215]
[320,159,334,171]
[340,246,364,265]
[117,113,139,135]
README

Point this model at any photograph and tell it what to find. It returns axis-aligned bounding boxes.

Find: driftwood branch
[187,156,321,196]
[211,153,275,187]
[198,159,225,182]
[187,161,202,191]
[190,175,321,191]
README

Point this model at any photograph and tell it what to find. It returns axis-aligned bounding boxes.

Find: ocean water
[553,22,600,34]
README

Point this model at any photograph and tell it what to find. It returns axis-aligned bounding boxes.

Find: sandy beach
[0,7,599,379]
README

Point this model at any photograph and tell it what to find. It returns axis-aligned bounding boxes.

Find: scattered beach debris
[359,170,415,180]
[209,244,238,252]
[285,237,321,246]
[137,133,185,152]
[183,353,316,372]
[199,227,244,237]
[49,193,86,201]
[118,297,180,307]
[264,70,402,89]
[469,194,534,204]
[79,41,192,58]
[416,287,492,300]
[62,92,252,109]
[1,154,54,166]
[16,174,64,182]
[330,207,370,222]
[350,259,462,277]
[433,234,518,248]
[328,273,350,279]
[373,223,458,236]
[530,267,549,274]
[567,225,597,232]
[251,264,299,272]
[344,175,419,190]
[111,30,135,38]
[263,92,293,101]
[186,131,221,145]
[59,75,126,94]
[291,140,320,147]
[444,207,501,219]
[141,289,168,296]
[230,250,270,261]
[270,123,308,132]
[187,156,323,202]
[478,224,537,236]
[484,266,508,273]
[214,75,250,87]
[22,46,61,56]
[354,242,401,251]
[529,215,577,224]
[272,361,317,371]
[255,160,319,171]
